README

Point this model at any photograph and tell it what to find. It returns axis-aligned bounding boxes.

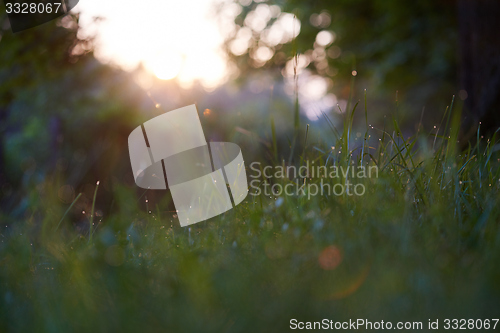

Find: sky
[75,0,237,89]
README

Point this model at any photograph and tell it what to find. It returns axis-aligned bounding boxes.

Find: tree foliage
[0,12,145,212]
[224,0,458,114]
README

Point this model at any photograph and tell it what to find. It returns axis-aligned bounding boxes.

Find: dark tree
[458,0,500,135]
[0,12,144,213]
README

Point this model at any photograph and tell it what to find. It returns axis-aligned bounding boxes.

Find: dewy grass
[1,96,500,332]
[88,181,100,244]
[54,192,82,232]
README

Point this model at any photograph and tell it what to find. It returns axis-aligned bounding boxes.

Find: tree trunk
[458,0,500,135]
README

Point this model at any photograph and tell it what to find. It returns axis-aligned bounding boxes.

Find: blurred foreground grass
[1,97,500,332]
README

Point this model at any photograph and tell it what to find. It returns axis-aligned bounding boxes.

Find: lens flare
[318,245,342,270]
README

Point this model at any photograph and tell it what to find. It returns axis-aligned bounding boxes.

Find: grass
[1,94,500,332]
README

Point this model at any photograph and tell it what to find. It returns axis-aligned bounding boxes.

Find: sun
[77,0,235,88]
[147,52,184,81]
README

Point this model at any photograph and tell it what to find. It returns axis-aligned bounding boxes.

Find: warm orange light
[77,0,233,89]
[318,245,342,270]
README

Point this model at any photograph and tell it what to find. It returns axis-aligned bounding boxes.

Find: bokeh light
[315,30,336,47]
[318,245,342,270]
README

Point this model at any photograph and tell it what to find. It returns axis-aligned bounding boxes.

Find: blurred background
[1,1,500,330]
[2,0,500,220]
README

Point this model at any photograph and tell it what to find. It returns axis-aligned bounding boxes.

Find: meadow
[1,93,499,332]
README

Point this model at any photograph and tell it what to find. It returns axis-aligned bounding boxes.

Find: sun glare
[147,52,183,81]
[76,0,236,89]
